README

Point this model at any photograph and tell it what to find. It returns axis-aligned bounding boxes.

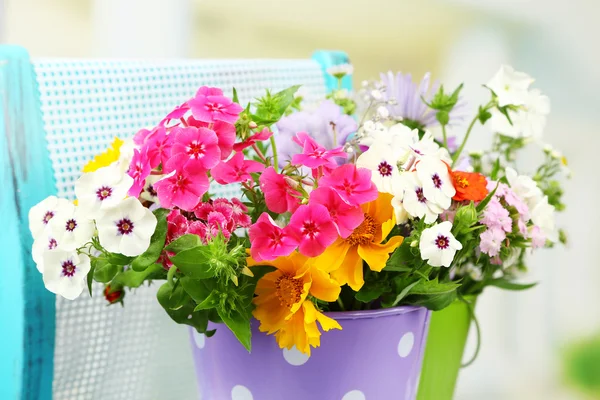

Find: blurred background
[2,0,599,399]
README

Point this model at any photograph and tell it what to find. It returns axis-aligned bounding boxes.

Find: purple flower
[379,72,468,129]
[275,100,357,167]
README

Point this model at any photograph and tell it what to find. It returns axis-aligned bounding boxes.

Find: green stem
[441,124,448,149]
[269,136,279,173]
[167,266,177,288]
[336,298,346,311]
[452,101,494,167]
[332,125,338,148]
[460,295,481,368]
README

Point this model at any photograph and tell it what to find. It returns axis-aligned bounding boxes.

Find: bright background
[2,1,599,399]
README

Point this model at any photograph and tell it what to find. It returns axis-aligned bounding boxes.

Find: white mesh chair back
[0,47,351,400]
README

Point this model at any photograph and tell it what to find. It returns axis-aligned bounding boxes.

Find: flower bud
[104,285,124,304]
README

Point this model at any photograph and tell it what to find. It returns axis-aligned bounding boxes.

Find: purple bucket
[189,306,431,400]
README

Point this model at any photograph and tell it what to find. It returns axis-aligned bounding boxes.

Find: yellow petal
[331,246,364,291]
[371,192,395,226]
[357,236,404,272]
[313,239,349,273]
[309,267,341,302]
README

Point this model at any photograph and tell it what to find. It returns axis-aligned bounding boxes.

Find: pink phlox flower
[127,147,152,197]
[211,152,265,185]
[479,227,506,257]
[169,126,221,170]
[187,117,236,160]
[154,162,209,211]
[188,86,243,124]
[133,128,152,146]
[319,164,378,207]
[232,128,273,152]
[249,213,299,261]
[288,203,339,257]
[530,225,546,248]
[160,102,190,125]
[291,132,347,170]
[142,126,173,169]
[309,187,363,238]
[481,198,512,233]
[259,167,302,214]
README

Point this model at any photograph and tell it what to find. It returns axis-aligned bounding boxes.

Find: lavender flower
[275,100,357,167]
[379,72,468,129]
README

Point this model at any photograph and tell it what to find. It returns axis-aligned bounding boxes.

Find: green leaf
[385,241,414,270]
[93,258,119,283]
[232,87,239,104]
[131,208,169,271]
[436,110,450,126]
[478,105,492,125]
[488,279,537,291]
[111,263,165,288]
[403,278,461,311]
[355,280,390,303]
[217,307,252,352]
[252,85,301,126]
[490,158,502,181]
[194,291,221,312]
[108,253,134,266]
[387,280,421,307]
[476,182,499,213]
[180,276,214,304]
[165,234,202,253]
[171,246,217,279]
[87,262,95,297]
[157,281,189,310]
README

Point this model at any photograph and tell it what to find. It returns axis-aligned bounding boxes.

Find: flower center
[435,234,450,250]
[346,214,378,246]
[48,238,58,250]
[275,274,304,309]
[206,102,224,113]
[116,218,135,235]
[301,221,320,240]
[341,180,356,195]
[43,211,54,224]
[65,219,78,232]
[187,141,206,158]
[432,174,443,189]
[147,184,157,197]
[416,187,426,203]
[455,176,469,188]
[377,161,393,177]
[61,260,76,277]
[96,186,113,201]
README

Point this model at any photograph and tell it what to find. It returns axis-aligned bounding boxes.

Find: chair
[0,46,352,400]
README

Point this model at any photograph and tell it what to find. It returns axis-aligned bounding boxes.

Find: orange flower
[451,171,488,202]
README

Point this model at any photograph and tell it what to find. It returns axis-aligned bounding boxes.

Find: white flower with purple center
[42,250,91,300]
[415,155,455,210]
[28,195,72,239]
[486,65,534,107]
[75,165,134,218]
[48,203,95,251]
[419,221,462,267]
[396,172,443,224]
[140,174,162,203]
[32,228,60,273]
[96,197,157,257]
[356,143,400,193]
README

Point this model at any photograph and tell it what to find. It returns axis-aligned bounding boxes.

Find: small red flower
[451,171,488,202]
[104,285,124,304]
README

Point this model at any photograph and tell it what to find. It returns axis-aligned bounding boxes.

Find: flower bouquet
[28,63,567,400]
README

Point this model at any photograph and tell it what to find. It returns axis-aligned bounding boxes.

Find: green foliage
[165,234,202,253]
[131,208,169,271]
[423,83,463,127]
[487,279,537,291]
[477,105,492,125]
[111,263,165,288]
[401,278,461,311]
[92,257,120,283]
[252,85,301,126]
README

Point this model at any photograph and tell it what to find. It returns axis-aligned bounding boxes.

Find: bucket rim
[325,305,427,320]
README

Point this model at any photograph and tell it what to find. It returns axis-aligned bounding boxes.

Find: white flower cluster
[326,63,354,78]
[487,65,550,140]
[357,123,461,267]
[28,164,157,300]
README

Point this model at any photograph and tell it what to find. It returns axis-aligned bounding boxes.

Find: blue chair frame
[0,46,351,400]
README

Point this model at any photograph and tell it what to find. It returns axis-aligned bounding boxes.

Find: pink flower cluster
[479,182,531,257]
[160,198,251,269]
[249,162,377,261]
[128,86,265,212]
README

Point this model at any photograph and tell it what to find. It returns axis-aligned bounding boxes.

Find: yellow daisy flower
[248,251,342,355]
[316,192,404,291]
[82,137,124,173]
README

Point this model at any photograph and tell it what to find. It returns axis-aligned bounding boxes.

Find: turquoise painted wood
[312,50,353,91]
[0,46,57,400]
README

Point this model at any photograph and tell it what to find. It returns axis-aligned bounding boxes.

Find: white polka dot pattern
[35,58,328,400]
[342,390,367,400]
[231,385,254,400]
[397,332,415,358]
[282,346,310,366]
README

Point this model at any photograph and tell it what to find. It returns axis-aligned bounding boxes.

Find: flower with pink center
[28,195,72,239]
[127,147,152,197]
[211,152,265,185]
[479,227,506,257]
[188,86,243,124]
[259,167,302,214]
[419,221,463,267]
[310,187,364,238]
[154,162,209,211]
[49,203,95,251]
[187,117,236,160]
[232,128,273,152]
[291,132,347,170]
[75,165,134,219]
[42,250,91,300]
[481,198,513,233]
[142,126,173,169]
[96,197,157,257]
[288,203,339,257]
[249,213,299,261]
[319,164,378,207]
[169,126,221,170]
